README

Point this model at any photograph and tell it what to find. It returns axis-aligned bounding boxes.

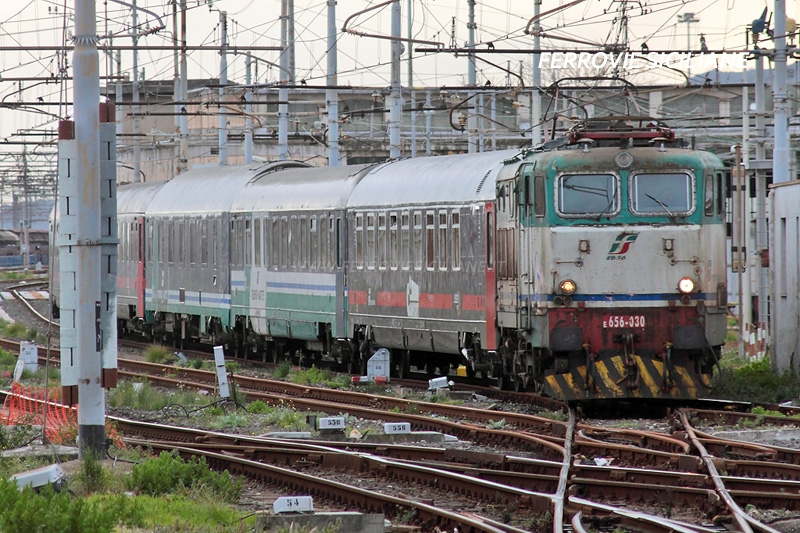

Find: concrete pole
[278,0,290,160]
[491,94,496,151]
[467,0,476,154]
[172,0,181,174]
[218,11,228,165]
[132,0,141,182]
[388,0,402,159]
[773,0,790,184]
[425,91,432,156]
[179,0,188,169]
[72,0,105,457]
[115,50,123,139]
[407,0,413,87]
[755,56,770,329]
[532,0,542,146]
[245,53,253,164]
[410,91,417,158]
[288,0,295,84]
[327,0,340,166]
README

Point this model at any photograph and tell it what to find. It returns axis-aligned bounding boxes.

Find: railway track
[3,337,800,530]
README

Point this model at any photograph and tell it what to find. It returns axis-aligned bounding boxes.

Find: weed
[246,400,271,414]
[273,361,292,378]
[107,379,205,411]
[711,356,800,404]
[144,345,173,364]
[127,450,242,503]
[537,409,569,421]
[71,450,109,495]
[209,412,249,429]
[0,348,16,367]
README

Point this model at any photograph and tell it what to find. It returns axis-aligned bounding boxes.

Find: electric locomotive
[475,118,728,399]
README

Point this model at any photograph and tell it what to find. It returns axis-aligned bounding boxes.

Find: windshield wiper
[644,193,674,218]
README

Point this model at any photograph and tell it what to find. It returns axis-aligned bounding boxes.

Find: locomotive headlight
[559,279,576,295]
[678,277,695,294]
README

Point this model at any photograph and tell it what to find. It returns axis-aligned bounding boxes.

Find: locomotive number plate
[602,315,646,328]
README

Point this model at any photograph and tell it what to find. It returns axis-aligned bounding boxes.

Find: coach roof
[347,150,520,208]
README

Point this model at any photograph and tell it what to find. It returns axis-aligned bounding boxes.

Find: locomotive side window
[401,212,410,270]
[486,211,494,269]
[335,217,343,269]
[167,221,174,264]
[426,213,435,270]
[557,174,617,216]
[631,172,693,216]
[452,212,460,270]
[355,214,363,269]
[439,211,448,271]
[413,212,422,270]
[534,175,545,217]
[147,221,153,265]
[704,173,714,216]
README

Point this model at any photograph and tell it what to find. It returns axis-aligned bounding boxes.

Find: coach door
[495,177,519,332]
[136,216,146,318]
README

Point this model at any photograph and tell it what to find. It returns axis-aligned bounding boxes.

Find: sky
[0,0,795,145]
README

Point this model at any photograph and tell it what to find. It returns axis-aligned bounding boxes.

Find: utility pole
[773,0,790,184]
[677,12,699,82]
[218,11,228,165]
[467,0,476,153]
[66,0,105,457]
[278,0,290,160]
[532,0,542,146]
[244,53,253,165]
[326,0,340,166]
[179,0,188,170]
[388,0,401,159]
[132,0,141,182]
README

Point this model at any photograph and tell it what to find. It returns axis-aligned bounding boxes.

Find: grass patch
[289,366,351,389]
[711,356,800,404]
[144,345,176,364]
[125,493,254,532]
[107,380,206,412]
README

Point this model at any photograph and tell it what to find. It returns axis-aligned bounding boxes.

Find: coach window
[147,221,153,264]
[280,217,288,268]
[558,174,617,217]
[290,216,299,268]
[200,220,208,265]
[299,217,308,269]
[210,220,218,266]
[426,212,435,270]
[378,213,387,270]
[335,217,343,268]
[168,221,175,264]
[367,213,376,269]
[400,212,409,270]
[389,213,398,269]
[245,220,252,267]
[189,220,197,265]
[413,212,422,270]
[355,214,364,269]
[318,215,328,270]
[631,172,693,216]
[253,218,261,267]
[451,212,460,270]
[438,211,448,270]
[309,217,317,269]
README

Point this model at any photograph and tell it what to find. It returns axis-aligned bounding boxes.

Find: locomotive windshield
[630,172,693,216]
[557,173,618,216]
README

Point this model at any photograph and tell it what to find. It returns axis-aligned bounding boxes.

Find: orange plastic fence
[1,382,77,444]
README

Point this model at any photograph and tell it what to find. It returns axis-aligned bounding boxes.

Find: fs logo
[606,233,639,260]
